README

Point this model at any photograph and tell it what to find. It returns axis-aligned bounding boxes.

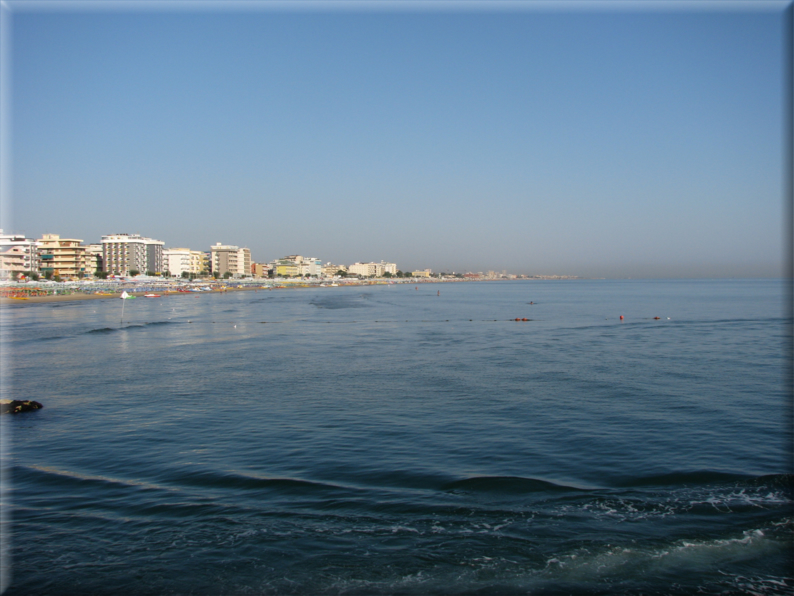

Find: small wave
[83,320,178,334]
[536,527,792,592]
[124,320,178,328]
[555,475,793,522]
[310,300,369,310]
[37,333,70,341]
[442,476,585,494]
[168,469,346,494]
[15,464,174,494]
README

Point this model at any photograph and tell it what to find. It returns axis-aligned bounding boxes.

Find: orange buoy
[619,315,624,320]
[522,318,528,321]
[515,318,521,321]
[654,316,661,320]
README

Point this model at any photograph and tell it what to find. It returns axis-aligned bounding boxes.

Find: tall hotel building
[36,234,90,280]
[101,233,164,276]
[211,243,251,278]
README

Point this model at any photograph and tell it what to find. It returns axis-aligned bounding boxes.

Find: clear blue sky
[5,1,788,277]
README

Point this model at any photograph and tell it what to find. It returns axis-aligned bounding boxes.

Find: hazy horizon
[3,1,788,278]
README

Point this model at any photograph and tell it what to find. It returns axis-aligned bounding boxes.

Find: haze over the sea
[5,1,787,278]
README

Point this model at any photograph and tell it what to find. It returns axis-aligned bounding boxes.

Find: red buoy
[619,315,624,320]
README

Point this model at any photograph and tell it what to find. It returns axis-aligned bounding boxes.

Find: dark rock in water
[0,400,43,414]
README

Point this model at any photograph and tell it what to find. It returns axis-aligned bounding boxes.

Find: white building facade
[348,261,398,277]
[164,248,192,277]
[298,257,322,277]
[0,230,39,280]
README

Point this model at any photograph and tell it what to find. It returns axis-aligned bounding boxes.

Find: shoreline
[0,279,456,305]
[0,286,279,305]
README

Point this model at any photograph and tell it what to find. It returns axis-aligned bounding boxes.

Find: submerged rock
[0,400,43,414]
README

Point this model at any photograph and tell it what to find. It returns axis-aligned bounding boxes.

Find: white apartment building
[164,248,192,277]
[0,230,39,280]
[239,248,251,277]
[348,261,398,277]
[211,243,251,277]
[298,257,322,277]
[101,233,164,276]
[348,262,377,277]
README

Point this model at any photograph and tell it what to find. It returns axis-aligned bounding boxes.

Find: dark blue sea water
[1,279,791,595]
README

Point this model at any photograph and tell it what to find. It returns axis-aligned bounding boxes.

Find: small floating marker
[522,318,528,321]
[515,318,521,321]
[653,317,661,320]
[619,315,624,320]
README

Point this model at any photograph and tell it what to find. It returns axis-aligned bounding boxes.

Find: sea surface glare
[1,279,791,595]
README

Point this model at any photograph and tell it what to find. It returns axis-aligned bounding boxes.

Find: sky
[3,1,788,277]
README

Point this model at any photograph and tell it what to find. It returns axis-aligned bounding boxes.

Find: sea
[1,279,791,596]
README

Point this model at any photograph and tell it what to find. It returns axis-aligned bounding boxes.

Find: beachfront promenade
[0,276,465,304]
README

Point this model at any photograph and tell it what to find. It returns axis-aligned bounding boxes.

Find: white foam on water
[716,571,793,596]
[689,487,792,512]
[535,525,789,587]
[554,482,792,525]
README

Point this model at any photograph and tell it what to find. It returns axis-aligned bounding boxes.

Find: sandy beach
[0,280,425,306]
[0,287,261,305]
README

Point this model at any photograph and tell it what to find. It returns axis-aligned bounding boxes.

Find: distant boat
[144,294,160,298]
